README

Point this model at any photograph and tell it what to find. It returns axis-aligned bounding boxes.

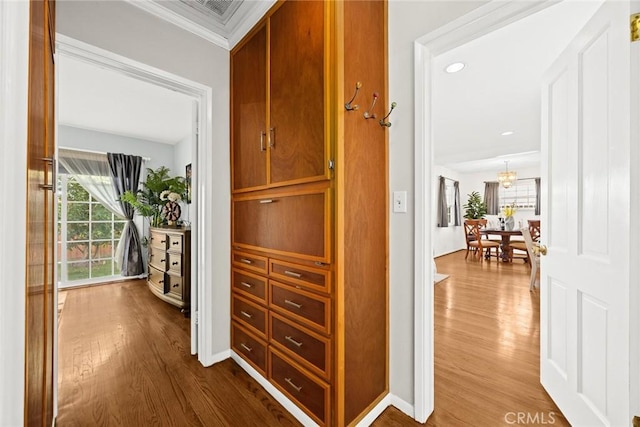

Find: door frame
[55,34,214,363]
[410,0,636,421]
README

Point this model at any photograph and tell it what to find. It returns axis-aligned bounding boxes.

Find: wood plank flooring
[57,251,565,426]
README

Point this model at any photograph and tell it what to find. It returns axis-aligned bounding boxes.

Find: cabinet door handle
[240,282,252,288]
[284,378,302,392]
[39,157,56,192]
[285,335,303,348]
[269,127,275,148]
[284,270,302,278]
[240,343,253,352]
[260,131,266,152]
[240,258,253,264]
[240,310,253,319]
[284,299,302,309]
[259,199,273,204]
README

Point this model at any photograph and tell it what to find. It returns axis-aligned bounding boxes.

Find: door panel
[541,1,631,424]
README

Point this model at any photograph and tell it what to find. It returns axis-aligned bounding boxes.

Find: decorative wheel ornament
[162,201,181,222]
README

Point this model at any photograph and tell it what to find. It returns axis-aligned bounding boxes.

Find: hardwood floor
[57,251,565,426]
[424,250,567,426]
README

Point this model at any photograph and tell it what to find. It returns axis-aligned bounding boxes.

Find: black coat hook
[345,81,362,111]
[379,102,397,127]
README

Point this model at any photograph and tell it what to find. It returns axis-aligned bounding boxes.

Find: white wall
[388,0,488,407]
[432,165,465,257]
[57,0,231,355]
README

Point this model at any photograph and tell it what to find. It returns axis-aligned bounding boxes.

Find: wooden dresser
[148,227,191,311]
[230,1,388,425]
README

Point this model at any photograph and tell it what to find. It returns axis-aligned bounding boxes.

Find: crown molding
[126,0,230,50]
[227,0,277,49]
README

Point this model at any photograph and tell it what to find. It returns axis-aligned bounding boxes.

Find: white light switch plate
[393,191,407,213]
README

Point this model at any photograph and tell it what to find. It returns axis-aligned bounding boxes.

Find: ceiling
[58,0,602,160]
[433,0,602,173]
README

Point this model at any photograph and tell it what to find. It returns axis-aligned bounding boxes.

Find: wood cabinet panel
[269,348,329,426]
[232,251,268,275]
[149,230,168,251]
[148,247,166,272]
[233,190,329,262]
[269,0,326,185]
[148,266,167,294]
[270,281,330,334]
[269,260,330,294]
[232,269,268,305]
[232,295,268,339]
[232,25,267,191]
[232,322,268,376]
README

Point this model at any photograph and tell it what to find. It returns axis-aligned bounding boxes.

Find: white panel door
[540,1,633,425]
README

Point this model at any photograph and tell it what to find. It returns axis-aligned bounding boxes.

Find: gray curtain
[437,176,448,227]
[484,182,500,215]
[107,153,144,276]
[535,177,541,215]
[453,181,462,226]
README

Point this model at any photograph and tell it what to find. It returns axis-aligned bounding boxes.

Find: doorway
[413,0,603,422]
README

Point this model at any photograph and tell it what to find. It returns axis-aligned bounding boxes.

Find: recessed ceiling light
[501,131,515,136]
[445,62,465,73]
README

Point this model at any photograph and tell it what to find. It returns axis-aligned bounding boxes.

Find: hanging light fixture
[497,161,517,188]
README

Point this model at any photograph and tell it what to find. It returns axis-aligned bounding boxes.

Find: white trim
[55,34,216,367]
[413,1,563,422]
[230,352,318,427]
[0,0,29,424]
[226,0,277,49]
[125,0,229,50]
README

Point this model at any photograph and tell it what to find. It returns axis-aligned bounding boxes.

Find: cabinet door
[269,1,326,185]
[232,25,267,191]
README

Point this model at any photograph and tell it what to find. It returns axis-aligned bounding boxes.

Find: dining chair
[528,219,541,242]
[521,227,540,291]
[464,220,500,262]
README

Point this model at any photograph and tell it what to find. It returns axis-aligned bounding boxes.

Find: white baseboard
[354,394,392,426]
[230,351,318,427]
[202,349,230,367]
[388,394,415,419]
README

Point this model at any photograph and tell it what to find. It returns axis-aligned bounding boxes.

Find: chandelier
[497,161,517,188]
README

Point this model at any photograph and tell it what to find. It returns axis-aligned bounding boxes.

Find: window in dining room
[499,178,536,210]
[445,181,456,225]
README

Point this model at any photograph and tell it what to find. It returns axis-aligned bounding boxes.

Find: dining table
[481,228,523,262]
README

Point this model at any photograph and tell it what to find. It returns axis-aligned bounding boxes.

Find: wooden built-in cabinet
[148,227,191,311]
[231,1,388,425]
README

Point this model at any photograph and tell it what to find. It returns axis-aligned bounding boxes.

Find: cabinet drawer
[148,247,167,272]
[168,252,182,275]
[167,274,183,299]
[270,281,330,334]
[167,234,183,253]
[232,322,267,376]
[232,251,268,275]
[269,348,329,426]
[232,295,267,339]
[232,269,267,304]
[270,260,330,294]
[233,189,330,262]
[149,231,168,251]
[148,266,167,293]
[270,312,330,380]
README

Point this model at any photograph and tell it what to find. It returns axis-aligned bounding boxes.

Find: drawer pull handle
[284,270,302,278]
[159,280,164,284]
[240,258,253,264]
[285,335,303,348]
[284,299,302,309]
[161,239,166,243]
[172,241,179,246]
[240,343,253,352]
[240,282,253,288]
[173,284,179,288]
[259,199,274,204]
[172,261,179,266]
[161,259,166,263]
[240,311,253,319]
[284,378,302,392]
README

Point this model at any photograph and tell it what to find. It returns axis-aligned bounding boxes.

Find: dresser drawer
[232,295,267,339]
[232,269,267,304]
[167,233,183,253]
[167,273,183,299]
[148,266,167,293]
[233,188,330,262]
[269,348,329,426]
[232,251,268,275]
[149,231,168,251]
[232,322,267,376]
[270,260,330,294]
[270,281,330,334]
[148,247,167,272]
[270,312,330,380]
[167,252,182,275]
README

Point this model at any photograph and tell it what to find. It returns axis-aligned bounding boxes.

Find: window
[57,175,126,286]
[445,181,456,225]
[499,178,536,210]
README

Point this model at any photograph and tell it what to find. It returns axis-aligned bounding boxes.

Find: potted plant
[463,191,487,220]
[120,166,187,229]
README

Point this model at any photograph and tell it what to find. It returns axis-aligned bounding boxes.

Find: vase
[505,216,515,231]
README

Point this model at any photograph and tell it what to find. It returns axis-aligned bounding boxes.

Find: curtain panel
[453,181,462,226]
[535,177,541,215]
[437,176,448,227]
[484,182,500,215]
